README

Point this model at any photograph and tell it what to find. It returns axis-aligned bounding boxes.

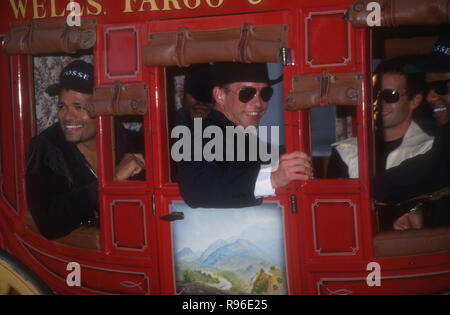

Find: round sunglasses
[226,86,274,103]
[377,89,406,104]
[425,79,450,96]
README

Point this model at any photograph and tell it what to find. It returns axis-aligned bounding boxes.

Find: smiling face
[378,73,422,141]
[213,82,269,128]
[379,74,410,128]
[425,72,450,126]
[57,88,96,145]
[381,74,422,124]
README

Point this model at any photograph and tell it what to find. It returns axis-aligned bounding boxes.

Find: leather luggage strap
[384,0,394,26]
[238,23,251,63]
[375,186,450,207]
[25,20,34,53]
[319,70,331,106]
[174,23,253,67]
[175,27,188,67]
[61,23,72,53]
[111,81,123,116]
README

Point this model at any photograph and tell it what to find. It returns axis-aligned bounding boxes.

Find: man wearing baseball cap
[423,35,450,127]
[25,60,144,240]
[176,62,313,208]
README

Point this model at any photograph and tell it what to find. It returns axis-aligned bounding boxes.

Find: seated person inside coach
[25,60,145,240]
[178,65,215,122]
[328,57,433,180]
[175,62,313,209]
[372,35,450,231]
[327,54,447,231]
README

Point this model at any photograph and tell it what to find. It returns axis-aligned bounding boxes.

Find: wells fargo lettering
[9,0,103,19]
[123,0,264,12]
[8,0,265,20]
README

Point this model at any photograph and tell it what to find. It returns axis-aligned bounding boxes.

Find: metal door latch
[160,212,185,221]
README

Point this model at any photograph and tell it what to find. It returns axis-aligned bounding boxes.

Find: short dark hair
[374,57,424,101]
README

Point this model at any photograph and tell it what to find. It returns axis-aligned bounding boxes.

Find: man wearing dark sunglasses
[425,75,449,127]
[176,62,313,208]
[373,35,450,230]
[329,58,434,180]
[424,34,450,127]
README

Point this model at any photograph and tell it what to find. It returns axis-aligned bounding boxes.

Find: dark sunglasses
[227,86,274,103]
[377,89,406,104]
[425,79,450,96]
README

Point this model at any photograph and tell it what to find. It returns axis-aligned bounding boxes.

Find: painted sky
[171,202,286,253]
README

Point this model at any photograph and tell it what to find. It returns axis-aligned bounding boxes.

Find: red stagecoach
[0,0,449,295]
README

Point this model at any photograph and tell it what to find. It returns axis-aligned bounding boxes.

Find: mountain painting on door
[171,202,288,295]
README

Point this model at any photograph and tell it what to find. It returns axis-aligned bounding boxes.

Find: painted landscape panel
[171,202,288,295]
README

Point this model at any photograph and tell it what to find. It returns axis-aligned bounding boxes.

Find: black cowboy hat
[211,62,283,87]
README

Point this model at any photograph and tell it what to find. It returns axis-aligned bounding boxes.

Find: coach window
[33,55,94,134]
[27,54,101,250]
[112,115,146,181]
[166,62,285,183]
[311,105,359,179]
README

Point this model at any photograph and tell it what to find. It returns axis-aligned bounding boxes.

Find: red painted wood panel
[0,53,16,209]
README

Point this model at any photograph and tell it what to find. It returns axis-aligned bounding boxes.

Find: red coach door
[143,11,307,294]
[289,5,374,294]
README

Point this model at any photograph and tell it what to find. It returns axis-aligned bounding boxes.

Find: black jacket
[176,110,264,209]
[372,122,449,203]
[372,122,450,227]
[25,124,98,240]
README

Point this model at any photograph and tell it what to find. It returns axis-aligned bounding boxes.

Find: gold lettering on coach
[183,0,200,9]
[8,0,104,19]
[86,0,102,15]
[248,0,263,4]
[162,0,182,11]
[205,0,223,8]
[50,0,65,17]
[122,0,265,13]
[9,0,28,19]
[32,0,47,19]
[8,0,266,19]
[137,0,160,12]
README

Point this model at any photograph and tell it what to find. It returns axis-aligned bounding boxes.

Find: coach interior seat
[25,211,101,252]
[372,227,450,258]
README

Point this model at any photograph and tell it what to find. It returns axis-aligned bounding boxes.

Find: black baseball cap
[404,34,450,74]
[46,60,94,96]
[211,62,283,87]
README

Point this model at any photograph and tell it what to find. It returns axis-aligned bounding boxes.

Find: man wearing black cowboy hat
[25,60,145,240]
[176,62,313,208]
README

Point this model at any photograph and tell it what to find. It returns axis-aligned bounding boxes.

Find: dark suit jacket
[176,110,264,208]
